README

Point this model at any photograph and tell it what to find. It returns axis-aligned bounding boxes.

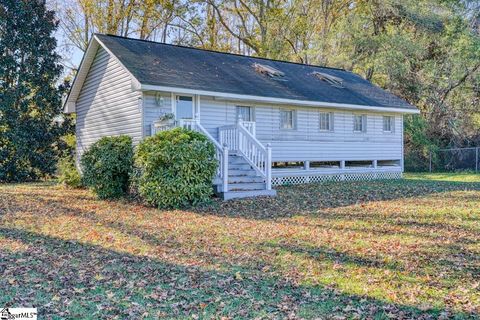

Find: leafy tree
[59,0,180,51]
[58,0,480,150]
[0,0,72,182]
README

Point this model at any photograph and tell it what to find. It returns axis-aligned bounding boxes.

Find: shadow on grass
[0,227,473,319]
[262,241,405,272]
[195,178,480,220]
[3,184,479,289]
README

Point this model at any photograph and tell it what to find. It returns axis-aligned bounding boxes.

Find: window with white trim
[280,109,296,130]
[383,116,394,132]
[236,106,254,122]
[354,114,367,132]
[319,112,334,131]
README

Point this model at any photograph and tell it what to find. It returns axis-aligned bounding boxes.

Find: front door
[175,96,194,120]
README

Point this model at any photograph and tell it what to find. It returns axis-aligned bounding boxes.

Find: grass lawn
[0,173,479,319]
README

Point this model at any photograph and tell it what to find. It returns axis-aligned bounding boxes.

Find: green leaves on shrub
[57,156,82,188]
[81,136,133,199]
[135,128,218,208]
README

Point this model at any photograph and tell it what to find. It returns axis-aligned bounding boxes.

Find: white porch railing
[178,119,197,131]
[151,122,175,134]
[242,121,256,136]
[182,120,229,192]
[218,125,238,150]
[152,119,199,135]
[218,121,272,190]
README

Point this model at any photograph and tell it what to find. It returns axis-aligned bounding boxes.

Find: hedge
[135,128,217,208]
[81,135,133,199]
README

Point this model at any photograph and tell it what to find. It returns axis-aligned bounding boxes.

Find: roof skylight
[312,71,344,88]
[253,63,286,80]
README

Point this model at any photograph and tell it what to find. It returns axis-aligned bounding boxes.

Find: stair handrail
[236,122,272,190]
[182,119,229,192]
[241,121,256,136]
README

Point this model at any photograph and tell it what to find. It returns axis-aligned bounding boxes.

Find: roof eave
[62,37,99,113]
[138,83,420,114]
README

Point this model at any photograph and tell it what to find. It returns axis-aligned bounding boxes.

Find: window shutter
[362,115,367,132]
[330,112,334,131]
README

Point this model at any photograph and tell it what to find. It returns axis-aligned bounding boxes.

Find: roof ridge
[95,33,347,72]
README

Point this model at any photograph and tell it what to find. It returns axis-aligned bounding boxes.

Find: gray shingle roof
[96,34,416,111]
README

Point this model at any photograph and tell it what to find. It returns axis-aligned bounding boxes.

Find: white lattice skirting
[272,171,403,186]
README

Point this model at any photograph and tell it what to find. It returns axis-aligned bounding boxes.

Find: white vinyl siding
[383,115,394,132]
[142,95,404,163]
[319,112,334,131]
[75,47,141,163]
[280,109,296,130]
[142,92,173,136]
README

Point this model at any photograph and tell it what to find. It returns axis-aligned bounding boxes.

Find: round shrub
[81,135,133,199]
[135,127,217,208]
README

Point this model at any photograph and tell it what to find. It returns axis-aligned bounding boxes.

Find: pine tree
[0,0,70,182]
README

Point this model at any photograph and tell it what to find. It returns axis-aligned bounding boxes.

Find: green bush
[57,156,82,188]
[57,133,82,188]
[135,128,217,208]
[81,136,133,199]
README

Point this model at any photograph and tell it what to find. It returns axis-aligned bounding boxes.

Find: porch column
[195,95,201,121]
[304,161,310,171]
[266,143,272,190]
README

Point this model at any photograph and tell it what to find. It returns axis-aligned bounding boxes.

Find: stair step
[228,163,252,170]
[228,158,249,165]
[216,182,265,193]
[228,176,264,183]
[228,169,257,176]
[221,189,277,201]
[228,183,266,191]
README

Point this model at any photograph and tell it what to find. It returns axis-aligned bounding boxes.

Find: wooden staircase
[175,118,276,201]
[215,154,277,200]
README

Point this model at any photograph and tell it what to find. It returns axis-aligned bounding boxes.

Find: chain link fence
[405,147,480,173]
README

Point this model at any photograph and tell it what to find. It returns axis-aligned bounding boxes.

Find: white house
[64,34,419,200]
